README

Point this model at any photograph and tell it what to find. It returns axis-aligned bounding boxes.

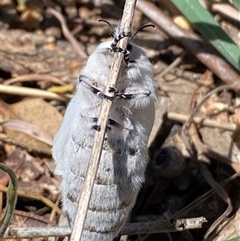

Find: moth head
[98,19,155,42]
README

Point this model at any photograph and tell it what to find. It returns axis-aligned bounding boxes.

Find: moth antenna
[98,19,113,28]
[98,19,117,37]
[132,24,155,39]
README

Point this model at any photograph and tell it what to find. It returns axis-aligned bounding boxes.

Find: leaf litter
[0,0,239,240]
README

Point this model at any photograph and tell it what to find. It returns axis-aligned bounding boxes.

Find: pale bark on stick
[69,1,137,241]
[3,216,207,238]
[0,84,68,101]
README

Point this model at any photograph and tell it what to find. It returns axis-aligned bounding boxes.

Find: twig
[167,111,237,132]
[190,123,240,172]
[189,123,233,239]
[0,164,18,237]
[69,1,137,241]
[156,51,187,79]
[3,74,65,86]
[212,3,240,22]
[49,196,61,224]
[170,173,239,219]
[13,210,56,225]
[120,217,207,235]
[3,226,71,238]
[181,85,238,151]
[3,216,207,238]
[155,61,202,83]
[136,1,240,86]
[0,84,68,101]
[0,185,62,214]
[46,8,87,58]
[179,85,239,238]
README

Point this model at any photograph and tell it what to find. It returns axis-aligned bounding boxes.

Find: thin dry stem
[212,3,240,22]
[3,74,65,86]
[167,112,237,132]
[181,85,239,151]
[157,51,187,79]
[46,8,87,58]
[170,173,239,219]
[0,84,68,101]
[0,185,62,214]
[69,1,137,240]
[3,216,207,238]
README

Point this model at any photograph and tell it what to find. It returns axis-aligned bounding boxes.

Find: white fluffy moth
[52,22,156,240]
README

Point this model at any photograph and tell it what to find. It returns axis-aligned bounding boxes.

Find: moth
[52,23,156,241]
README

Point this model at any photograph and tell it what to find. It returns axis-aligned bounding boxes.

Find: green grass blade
[231,0,240,10]
[0,164,18,236]
[171,0,240,71]
[227,237,240,241]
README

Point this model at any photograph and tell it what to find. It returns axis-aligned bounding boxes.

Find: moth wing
[52,98,80,175]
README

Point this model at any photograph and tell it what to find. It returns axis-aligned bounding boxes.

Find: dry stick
[46,8,87,58]
[168,112,240,172]
[69,1,137,240]
[0,84,68,101]
[156,51,187,79]
[184,85,238,127]
[155,62,202,82]
[3,216,206,238]
[136,1,240,86]
[167,112,237,132]
[211,3,240,22]
[179,84,237,238]
[3,74,65,86]
[181,84,238,151]
[120,216,207,235]
[189,123,233,239]
[0,185,62,214]
[49,196,61,224]
[170,173,239,220]
[4,227,71,238]
[13,210,55,225]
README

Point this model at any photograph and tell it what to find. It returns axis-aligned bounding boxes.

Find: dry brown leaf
[212,210,240,241]
[2,98,62,154]
[3,119,53,146]
[0,99,21,122]
[232,128,240,150]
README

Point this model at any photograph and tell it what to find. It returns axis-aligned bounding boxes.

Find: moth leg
[80,75,151,101]
[108,87,151,99]
[79,75,114,101]
[111,31,131,51]
[91,117,123,132]
[111,31,133,64]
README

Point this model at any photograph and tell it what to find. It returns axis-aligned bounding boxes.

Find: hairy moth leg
[108,87,151,99]
[80,106,131,132]
[91,117,122,132]
[79,75,110,100]
[79,75,151,100]
[111,31,133,64]
[91,117,133,132]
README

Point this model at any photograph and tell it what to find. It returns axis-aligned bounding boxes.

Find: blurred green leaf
[171,0,240,71]
[0,163,18,236]
[231,0,240,10]
[227,237,240,241]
